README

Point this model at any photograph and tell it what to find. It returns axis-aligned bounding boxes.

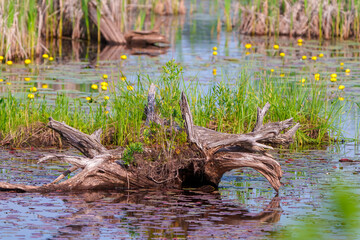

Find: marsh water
[1,5,360,240]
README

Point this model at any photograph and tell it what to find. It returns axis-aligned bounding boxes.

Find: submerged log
[125,30,170,47]
[0,86,299,193]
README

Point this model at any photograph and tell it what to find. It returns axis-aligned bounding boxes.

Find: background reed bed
[0,0,186,59]
[239,0,360,40]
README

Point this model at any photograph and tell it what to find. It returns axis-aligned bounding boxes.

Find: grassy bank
[0,60,344,148]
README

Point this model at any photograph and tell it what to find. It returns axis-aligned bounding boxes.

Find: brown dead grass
[0,122,64,148]
[239,0,357,39]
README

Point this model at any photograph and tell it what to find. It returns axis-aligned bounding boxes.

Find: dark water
[0,144,359,239]
[1,2,360,239]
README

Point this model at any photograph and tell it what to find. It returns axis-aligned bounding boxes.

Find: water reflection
[43,191,281,239]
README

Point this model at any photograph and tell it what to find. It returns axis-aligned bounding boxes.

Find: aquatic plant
[0,60,344,147]
[273,180,360,239]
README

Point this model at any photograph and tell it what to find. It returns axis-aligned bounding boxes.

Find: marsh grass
[240,0,360,39]
[0,0,186,59]
[0,60,344,148]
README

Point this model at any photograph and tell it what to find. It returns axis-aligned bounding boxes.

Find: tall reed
[224,0,232,31]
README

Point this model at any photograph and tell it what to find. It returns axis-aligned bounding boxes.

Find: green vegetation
[0,60,345,147]
[273,180,360,239]
[122,142,144,166]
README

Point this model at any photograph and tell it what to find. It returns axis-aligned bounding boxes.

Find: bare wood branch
[180,92,207,157]
[145,83,163,126]
[47,118,108,158]
[38,154,90,168]
[90,129,103,143]
[252,102,271,132]
[49,166,79,185]
[214,152,282,192]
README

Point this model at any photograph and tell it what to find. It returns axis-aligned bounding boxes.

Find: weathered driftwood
[179,93,299,191]
[0,87,299,193]
[125,30,169,46]
[88,0,169,46]
[88,0,126,44]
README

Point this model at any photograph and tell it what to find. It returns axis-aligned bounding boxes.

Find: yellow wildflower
[311,56,317,61]
[105,110,109,114]
[101,85,108,91]
[121,55,127,60]
[345,69,351,73]
[297,38,303,43]
[104,96,110,100]
[301,78,306,83]
[6,82,11,85]
[245,52,250,55]
[314,73,320,81]
[6,60,13,66]
[338,97,344,101]
[24,77,31,81]
[24,59,31,64]
[91,84,98,90]
[340,62,344,66]
[42,84,48,89]
[338,85,345,90]
[28,93,34,99]
[101,82,108,87]
[0,79,3,82]
[270,69,274,72]
[30,87,37,92]
[103,74,108,79]
[319,53,324,58]
[331,73,337,78]
[212,68,217,75]
[298,42,303,46]
[86,97,92,101]
[213,51,218,56]
[280,73,285,77]
[213,46,217,51]
[127,85,134,91]
[302,56,307,60]
[280,52,285,57]
[121,76,126,81]
[330,78,337,82]
[0,56,3,61]
[49,57,54,61]
[273,44,279,50]
[245,43,252,49]
[42,54,49,59]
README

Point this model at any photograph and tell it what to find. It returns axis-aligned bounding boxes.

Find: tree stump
[0,85,299,193]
